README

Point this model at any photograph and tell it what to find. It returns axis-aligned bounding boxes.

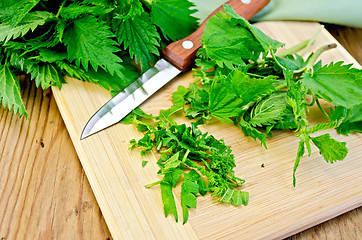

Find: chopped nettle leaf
[125,108,248,223]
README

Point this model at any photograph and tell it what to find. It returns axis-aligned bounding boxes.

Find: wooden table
[0,24,361,240]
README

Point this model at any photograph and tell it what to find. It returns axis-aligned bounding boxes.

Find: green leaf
[222,5,284,52]
[63,15,123,77]
[201,13,261,68]
[311,133,348,163]
[82,60,139,92]
[28,63,63,89]
[238,118,267,148]
[181,172,199,224]
[293,138,306,186]
[163,168,183,187]
[229,70,277,104]
[276,54,306,71]
[0,0,40,25]
[115,0,143,20]
[330,104,362,124]
[0,63,28,118]
[336,121,362,135]
[160,182,178,222]
[169,85,190,113]
[301,62,362,108]
[209,76,243,123]
[60,2,113,19]
[329,105,362,135]
[219,189,249,207]
[38,48,68,63]
[249,92,288,127]
[151,0,198,41]
[114,12,160,71]
[163,152,181,171]
[84,0,111,7]
[0,11,56,43]
[268,108,298,132]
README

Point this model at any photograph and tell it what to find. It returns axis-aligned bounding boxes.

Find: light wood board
[51,21,362,240]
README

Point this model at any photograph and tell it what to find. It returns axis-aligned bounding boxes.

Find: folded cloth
[191,0,362,28]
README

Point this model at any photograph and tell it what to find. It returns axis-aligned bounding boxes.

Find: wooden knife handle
[162,0,270,71]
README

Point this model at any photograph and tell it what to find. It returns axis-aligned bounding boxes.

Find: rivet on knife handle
[162,0,271,72]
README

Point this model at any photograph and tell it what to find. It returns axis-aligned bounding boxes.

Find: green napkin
[191,0,362,28]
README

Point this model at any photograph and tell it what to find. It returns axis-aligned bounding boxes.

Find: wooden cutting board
[51,21,362,240]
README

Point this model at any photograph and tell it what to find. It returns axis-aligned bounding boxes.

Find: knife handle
[161,0,270,72]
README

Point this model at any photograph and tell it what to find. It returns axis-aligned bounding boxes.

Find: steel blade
[81,59,181,139]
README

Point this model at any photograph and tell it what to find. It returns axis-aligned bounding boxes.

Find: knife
[81,0,270,139]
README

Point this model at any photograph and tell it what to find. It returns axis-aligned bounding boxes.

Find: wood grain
[0,23,361,240]
[0,78,111,240]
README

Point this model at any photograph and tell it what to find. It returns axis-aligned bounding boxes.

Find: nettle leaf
[63,15,124,77]
[222,5,284,52]
[311,133,348,163]
[209,76,243,123]
[8,51,63,89]
[267,108,298,133]
[84,61,139,92]
[0,11,56,43]
[114,12,160,71]
[170,85,190,112]
[277,54,306,71]
[229,70,276,104]
[116,0,143,20]
[83,0,111,7]
[60,2,113,19]
[151,0,198,41]
[301,61,362,108]
[249,92,288,127]
[201,13,262,69]
[28,63,63,89]
[38,48,68,63]
[238,118,267,148]
[0,64,28,118]
[330,104,362,135]
[0,0,40,25]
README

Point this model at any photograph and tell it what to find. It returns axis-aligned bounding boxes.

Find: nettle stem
[300,25,324,56]
[145,180,162,188]
[295,43,337,74]
[276,25,324,58]
[316,98,329,119]
[56,0,66,18]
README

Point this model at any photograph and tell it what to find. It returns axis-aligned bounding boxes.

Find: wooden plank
[0,78,112,239]
[51,21,362,239]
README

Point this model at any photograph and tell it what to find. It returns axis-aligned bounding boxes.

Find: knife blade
[81,0,270,139]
